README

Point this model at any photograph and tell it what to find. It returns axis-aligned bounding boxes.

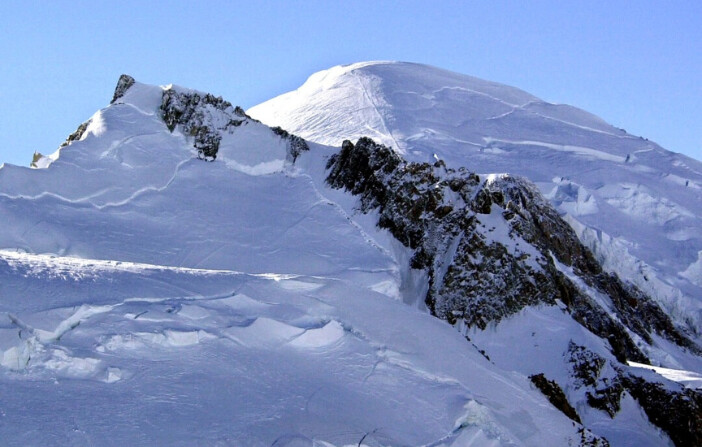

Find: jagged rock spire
[111,74,136,104]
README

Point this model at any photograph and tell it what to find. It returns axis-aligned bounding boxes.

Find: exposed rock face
[30,152,46,168]
[567,341,609,388]
[566,342,625,418]
[111,74,135,104]
[586,379,625,419]
[160,89,236,161]
[59,120,90,149]
[271,126,310,162]
[567,342,702,446]
[325,137,702,443]
[575,429,611,447]
[326,137,696,364]
[622,375,702,447]
[529,373,582,423]
[159,89,308,162]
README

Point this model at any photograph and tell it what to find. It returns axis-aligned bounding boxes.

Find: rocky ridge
[325,137,702,445]
[159,87,308,162]
[21,74,698,446]
[567,342,702,447]
[248,61,702,343]
[325,137,695,360]
[115,75,702,446]
[152,78,618,446]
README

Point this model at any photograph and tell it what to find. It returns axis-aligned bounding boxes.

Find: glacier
[249,61,702,337]
[0,76,605,446]
[1,65,700,446]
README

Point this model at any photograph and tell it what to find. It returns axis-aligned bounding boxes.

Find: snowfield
[1,65,699,446]
[2,250,586,446]
[0,78,597,446]
[250,61,702,338]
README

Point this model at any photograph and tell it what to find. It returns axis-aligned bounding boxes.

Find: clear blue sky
[1,1,700,166]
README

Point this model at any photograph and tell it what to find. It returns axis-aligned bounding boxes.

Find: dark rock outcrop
[326,137,695,364]
[30,152,44,168]
[575,428,611,447]
[529,373,582,423]
[325,137,702,444]
[159,87,308,163]
[567,342,702,446]
[59,121,90,149]
[622,374,702,447]
[160,89,234,161]
[271,126,309,162]
[567,341,608,388]
[111,74,136,104]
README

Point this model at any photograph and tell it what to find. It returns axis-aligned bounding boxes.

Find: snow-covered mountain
[0,69,700,446]
[249,61,702,339]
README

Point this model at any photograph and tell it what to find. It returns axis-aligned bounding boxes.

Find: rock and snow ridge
[249,61,702,339]
[0,73,700,445]
[325,138,696,359]
[325,136,702,446]
[1,75,607,447]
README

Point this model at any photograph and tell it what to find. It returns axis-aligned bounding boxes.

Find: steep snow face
[249,61,702,335]
[0,77,603,446]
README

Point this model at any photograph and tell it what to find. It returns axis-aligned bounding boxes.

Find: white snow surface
[0,80,594,446]
[249,61,702,336]
[467,306,677,447]
[628,361,702,389]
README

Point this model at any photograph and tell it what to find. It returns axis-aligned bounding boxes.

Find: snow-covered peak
[18,75,306,181]
[249,61,614,157]
[324,61,541,108]
[111,75,165,114]
[110,74,218,114]
[249,61,702,341]
[2,70,700,446]
[1,74,618,446]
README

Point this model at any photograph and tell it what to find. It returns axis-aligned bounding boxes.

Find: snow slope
[249,61,702,336]
[1,250,589,446]
[0,78,603,446]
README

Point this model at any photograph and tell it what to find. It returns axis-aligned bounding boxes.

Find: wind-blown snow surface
[249,61,702,336]
[0,80,592,446]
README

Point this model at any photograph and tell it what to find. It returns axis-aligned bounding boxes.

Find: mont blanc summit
[250,61,702,337]
[0,64,700,446]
